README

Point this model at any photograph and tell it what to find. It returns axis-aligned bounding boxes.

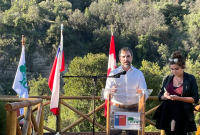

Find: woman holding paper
[154,51,199,135]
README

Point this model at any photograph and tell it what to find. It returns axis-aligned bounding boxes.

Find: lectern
[101,88,152,135]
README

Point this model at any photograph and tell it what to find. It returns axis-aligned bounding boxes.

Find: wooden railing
[0,98,43,135]
[1,95,200,135]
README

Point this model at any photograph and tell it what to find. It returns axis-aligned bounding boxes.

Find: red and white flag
[104,34,116,117]
[48,24,65,115]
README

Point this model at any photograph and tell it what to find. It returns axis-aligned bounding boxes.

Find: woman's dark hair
[169,51,185,69]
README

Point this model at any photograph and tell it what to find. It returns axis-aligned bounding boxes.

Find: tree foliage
[139,60,163,122]
[1,0,200,132]
[60,53,107,132]
[29,75,52,122]
[0,101,6,135]
[29,74,51,96]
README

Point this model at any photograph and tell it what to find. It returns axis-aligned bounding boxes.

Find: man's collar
[119,65,134,72]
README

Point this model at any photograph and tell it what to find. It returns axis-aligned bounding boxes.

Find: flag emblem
[113,112,140,129]
[128,117,140,124]
[114,115,126,126]
[19,64,28,89]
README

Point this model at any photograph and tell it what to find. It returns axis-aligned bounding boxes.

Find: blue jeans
[110,105,138,135]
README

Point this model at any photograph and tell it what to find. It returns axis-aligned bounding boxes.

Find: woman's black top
[154,79,197,132]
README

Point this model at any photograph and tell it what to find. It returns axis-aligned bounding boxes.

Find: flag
[104,34,117,117]
[115,115,126,126]
[12,38,28,99]
[12,36,28,120]
[107,34,117,76]
[48,24,65,115]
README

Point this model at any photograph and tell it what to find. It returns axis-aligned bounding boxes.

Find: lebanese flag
[104,34,116,117]
[48,24,65,115]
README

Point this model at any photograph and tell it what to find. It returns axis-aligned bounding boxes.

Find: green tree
[159,3,187,25]
[140,60,163,123]
[29,75,52,123]
[140,60,163,97]
[157,43,170,64]
[0,101,6,135]
[188,47,200,60]
[26,5,41,24]
[91,26,111,54]
[29,75,51,96]
[45,24,61,48]
[60,53,108,132]
[135,34,149,60]
[184,57,200,89]
[85,7,90,18]
[184,0,200,60]
[67,0,93,11]
[0,0,11,12]
[68,9,90,31]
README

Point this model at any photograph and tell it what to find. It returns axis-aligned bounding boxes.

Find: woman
[154,51,199,135]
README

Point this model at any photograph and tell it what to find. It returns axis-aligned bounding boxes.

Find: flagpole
[56,24,63,134]
[13,35,29,122]
[20,35,25,121]
[111,24,114,36]
[22,35,25,46]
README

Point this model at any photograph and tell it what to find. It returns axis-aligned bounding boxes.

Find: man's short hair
[118,47,133,57]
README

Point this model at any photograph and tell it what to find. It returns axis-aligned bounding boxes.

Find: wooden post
[196,126,200,135]
[28,122,32,135]
[138,91,145,135]
[4,99,43,111]
[22,106,32,135]
[106,94,111,135]
[7,111,17,135]
[142,94,145,135]
[161,130,166,135]
[31,111,39,134]
[18,100,49,121]
[33,103,43,135]
[27,107,32,135]
[39,103,43,135]
[16,119,22,135]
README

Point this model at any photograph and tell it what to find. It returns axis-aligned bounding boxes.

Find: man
[104,47,147,135]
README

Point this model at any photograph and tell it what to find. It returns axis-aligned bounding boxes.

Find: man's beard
[122,61,131,68]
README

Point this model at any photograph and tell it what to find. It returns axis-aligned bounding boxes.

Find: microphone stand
[62,75,121,135]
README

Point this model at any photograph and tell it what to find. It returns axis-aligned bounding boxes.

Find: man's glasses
[169,58,178,63]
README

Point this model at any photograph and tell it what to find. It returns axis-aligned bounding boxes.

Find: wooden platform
[44,132,160,135]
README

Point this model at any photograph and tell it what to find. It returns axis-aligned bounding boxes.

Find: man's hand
[136,89,142,94]
[111,85,117,94]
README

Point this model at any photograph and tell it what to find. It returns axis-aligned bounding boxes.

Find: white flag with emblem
[12,45,28,98]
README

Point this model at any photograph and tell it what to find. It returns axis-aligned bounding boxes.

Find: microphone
[111,71,126,78]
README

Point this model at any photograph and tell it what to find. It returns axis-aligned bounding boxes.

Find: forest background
[1,0,200,133]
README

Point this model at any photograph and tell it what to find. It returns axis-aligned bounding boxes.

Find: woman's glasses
[169,58,178,63]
